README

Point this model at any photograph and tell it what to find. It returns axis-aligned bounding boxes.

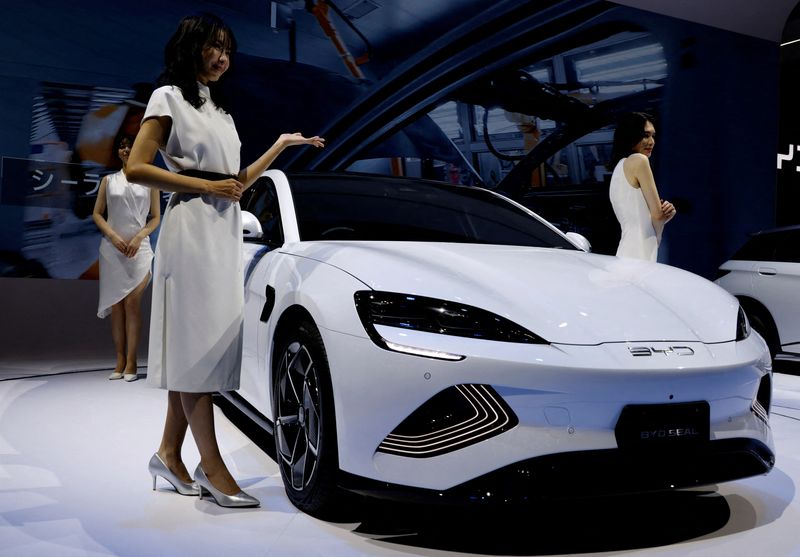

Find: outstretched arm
[238,133,325,189]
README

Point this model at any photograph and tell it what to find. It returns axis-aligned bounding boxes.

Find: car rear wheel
[273,319,340,515]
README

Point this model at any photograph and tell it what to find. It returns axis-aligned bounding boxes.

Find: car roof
[749,224,800,236]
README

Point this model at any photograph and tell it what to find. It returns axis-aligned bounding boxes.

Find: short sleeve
[143,86,178,123]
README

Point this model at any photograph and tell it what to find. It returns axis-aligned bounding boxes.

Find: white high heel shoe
[194,465,260,508]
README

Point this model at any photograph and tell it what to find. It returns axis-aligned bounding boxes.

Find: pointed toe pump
[194,465,260,508]
[148,453,200,496]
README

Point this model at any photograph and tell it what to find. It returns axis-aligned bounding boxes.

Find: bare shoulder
[625,152,650,168]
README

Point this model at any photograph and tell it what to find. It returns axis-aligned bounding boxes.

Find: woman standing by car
[127,12,323,508]
[609,112,676,261]
[93,134,160,382]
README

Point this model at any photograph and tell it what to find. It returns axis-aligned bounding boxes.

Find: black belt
[178,169,237,181]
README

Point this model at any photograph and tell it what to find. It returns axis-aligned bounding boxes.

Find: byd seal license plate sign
[614,401,710,451]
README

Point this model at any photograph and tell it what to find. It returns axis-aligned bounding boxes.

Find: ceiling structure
[612,0,799,42]
[216,0,800,49]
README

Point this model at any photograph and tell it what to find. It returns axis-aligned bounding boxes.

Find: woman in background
[127,12,323,508]
[609,112,676,261]
[93,134,160,382]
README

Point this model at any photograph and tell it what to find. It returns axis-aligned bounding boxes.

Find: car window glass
[732,233,776,261]
[289,175,576,249]
[242,176,284,246]
[773,229,800,263]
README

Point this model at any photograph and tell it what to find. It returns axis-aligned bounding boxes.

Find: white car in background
[715,225,800,362]
[227,170,774,516]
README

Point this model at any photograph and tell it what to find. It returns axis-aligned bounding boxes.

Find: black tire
[273,319,341,516]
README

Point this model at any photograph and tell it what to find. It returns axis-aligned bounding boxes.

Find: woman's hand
[111,234,129,255]
[126,235,143,258]
[206,178,244,201]
[659,200,677,223]
[278,132,325,149]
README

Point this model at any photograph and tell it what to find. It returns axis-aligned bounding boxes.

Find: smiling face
[632,120,656,157]
[198,31,232,84]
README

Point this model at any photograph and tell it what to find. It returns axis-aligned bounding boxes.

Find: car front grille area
[376,384,518,458]
[752,373,772,424]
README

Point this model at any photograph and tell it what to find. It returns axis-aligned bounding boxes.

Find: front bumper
[340,438,775,503]
[323,327,774,491]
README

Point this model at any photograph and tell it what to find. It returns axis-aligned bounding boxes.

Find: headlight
[354,291,547,359]
[736,306,750,341]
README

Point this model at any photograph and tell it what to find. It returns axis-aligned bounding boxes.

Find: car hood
[285,242,738,345]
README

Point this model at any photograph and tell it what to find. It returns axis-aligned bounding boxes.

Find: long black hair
[157,13,237,112]
[609,111,654,168]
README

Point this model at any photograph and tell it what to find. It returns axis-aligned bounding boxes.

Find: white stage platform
[0,366,799,557]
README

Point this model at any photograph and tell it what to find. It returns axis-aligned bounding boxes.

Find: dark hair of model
[609,111,654,167]
[157,13,237,112]
[117,134,134,151]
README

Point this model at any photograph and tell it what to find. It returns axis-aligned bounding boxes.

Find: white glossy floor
[1,364,799,557]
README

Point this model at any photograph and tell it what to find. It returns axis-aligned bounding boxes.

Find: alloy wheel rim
[275,340,322,491]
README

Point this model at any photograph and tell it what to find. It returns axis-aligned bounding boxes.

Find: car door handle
[757,267,777,276]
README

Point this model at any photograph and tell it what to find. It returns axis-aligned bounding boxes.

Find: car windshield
[289,174,576,249]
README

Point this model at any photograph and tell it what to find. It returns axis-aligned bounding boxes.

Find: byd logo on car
[640,427,701,440]
[628,346,695,357]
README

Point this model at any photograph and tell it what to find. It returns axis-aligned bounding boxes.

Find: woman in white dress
[92,135,161,382]
[609,112,676,261]
[127,13,323,508]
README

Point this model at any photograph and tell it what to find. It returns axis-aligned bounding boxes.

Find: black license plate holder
[615,401,710,451]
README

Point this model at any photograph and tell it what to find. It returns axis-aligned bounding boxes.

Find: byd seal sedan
[225,170,774,515]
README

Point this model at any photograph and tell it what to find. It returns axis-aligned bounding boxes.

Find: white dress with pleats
[97,171,153,318]
[609,158,659,262]
[144,84,244,393]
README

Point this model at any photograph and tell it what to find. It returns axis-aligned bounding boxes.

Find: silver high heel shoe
[148,453,200,496]
[194,465,260,508]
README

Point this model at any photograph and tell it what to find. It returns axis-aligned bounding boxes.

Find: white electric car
[715,225,800,362]
[227,170,774,515]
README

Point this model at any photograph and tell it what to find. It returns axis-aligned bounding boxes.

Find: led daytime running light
[383,340,465,361]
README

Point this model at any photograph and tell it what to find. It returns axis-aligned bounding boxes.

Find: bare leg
[122,272,150,374]
[110,301,126,373]
[180,392,240,495]
[156,390,193,484]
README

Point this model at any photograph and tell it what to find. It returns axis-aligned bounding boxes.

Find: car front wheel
[273,319,340,515]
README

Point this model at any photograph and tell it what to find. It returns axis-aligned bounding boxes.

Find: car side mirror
[566,232,591,252]
[242,210,263,240]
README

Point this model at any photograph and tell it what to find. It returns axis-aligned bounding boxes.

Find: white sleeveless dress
[97,171,153,318]
[609,158,658,262]
[143,84,244,393]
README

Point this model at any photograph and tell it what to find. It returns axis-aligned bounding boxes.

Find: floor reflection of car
[715,225,800,362]
[225,169,774,517]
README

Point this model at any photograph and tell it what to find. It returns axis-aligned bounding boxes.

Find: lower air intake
[377,384,518,458]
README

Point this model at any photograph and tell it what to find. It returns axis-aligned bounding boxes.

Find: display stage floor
[1,365,799,557]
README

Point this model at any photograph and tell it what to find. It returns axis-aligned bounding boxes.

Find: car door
[240,175,287,418]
